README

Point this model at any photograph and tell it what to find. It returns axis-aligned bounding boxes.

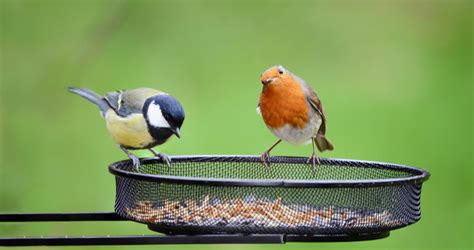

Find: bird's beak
[171,127,181,138]
[261,77,274,85]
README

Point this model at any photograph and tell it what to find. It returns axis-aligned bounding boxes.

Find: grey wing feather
[104,90,140,117]
[105,88,163,117]
[104,91,121,114]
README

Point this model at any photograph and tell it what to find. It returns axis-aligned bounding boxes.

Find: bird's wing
[105,88,163,117]
[104,90,124,115]
[306,87,327,134]
[293,74,327,135]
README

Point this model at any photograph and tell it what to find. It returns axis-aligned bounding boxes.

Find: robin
[257,65,334,171]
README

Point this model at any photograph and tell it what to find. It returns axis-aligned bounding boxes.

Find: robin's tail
[68,87,110,115]
[315,135,334,152]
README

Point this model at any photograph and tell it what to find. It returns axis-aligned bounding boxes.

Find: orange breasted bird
[68,87,184,170]
[257,65,334,171]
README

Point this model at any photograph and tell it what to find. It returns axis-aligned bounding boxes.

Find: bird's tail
[68,87,109,115]
[315,135,334,152]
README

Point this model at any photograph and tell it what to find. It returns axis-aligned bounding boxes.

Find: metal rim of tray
[108,155,430,187]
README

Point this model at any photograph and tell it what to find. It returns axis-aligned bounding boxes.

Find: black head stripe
[143,94,185,141]
[146,95,185,128]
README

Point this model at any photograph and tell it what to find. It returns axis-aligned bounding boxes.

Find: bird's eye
[278,67,284,75]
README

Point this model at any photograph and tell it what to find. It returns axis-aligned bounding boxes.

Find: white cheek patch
[147,101,170,128]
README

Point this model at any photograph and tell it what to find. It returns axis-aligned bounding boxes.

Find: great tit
[68,87,185,170]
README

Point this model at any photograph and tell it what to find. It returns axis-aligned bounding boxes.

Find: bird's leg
[149,148,171,167]
[119,145,141,171]
[261,139,282,169]
[307,137,320,175]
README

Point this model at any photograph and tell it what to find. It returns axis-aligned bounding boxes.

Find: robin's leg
[149,148,171,167]
[307,137,320,175]
[119,145,141,171]
[261,139,282,169]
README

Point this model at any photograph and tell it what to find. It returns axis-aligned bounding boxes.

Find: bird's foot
[307,154,320,176]
[149,148,172,167]
[261,151,271,169]
[155,152,172,167]
[119,145,141,172]
[128,154,141,172]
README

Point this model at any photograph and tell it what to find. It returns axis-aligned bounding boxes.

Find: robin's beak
[261,77,274,85]
[171,127,181,138]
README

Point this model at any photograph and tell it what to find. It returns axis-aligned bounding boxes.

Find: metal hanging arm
[0,212,123,222]
[0,212,389,246]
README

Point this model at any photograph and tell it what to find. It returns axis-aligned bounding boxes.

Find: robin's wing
[293,74,327,135]
[306,87,327,135]
[105,88,163,117]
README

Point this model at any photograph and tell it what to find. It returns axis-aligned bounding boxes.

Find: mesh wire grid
[109,155,429,235]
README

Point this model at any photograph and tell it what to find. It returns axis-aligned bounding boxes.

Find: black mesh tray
[109,155,429,235]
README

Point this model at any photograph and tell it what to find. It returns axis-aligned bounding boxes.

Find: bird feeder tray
[109,155,430,235]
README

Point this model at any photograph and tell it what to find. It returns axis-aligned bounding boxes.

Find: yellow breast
[104,110,154,149]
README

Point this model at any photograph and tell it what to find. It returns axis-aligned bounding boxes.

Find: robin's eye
[278,69,284,75]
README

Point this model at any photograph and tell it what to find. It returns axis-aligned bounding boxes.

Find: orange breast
[259,79,309,129]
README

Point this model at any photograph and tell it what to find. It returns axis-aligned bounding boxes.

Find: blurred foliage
[0,0,472,249]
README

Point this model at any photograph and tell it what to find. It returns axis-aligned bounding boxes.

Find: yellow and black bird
[68,87,185,170]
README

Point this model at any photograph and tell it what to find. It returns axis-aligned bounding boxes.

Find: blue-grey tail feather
[68,87,110,115]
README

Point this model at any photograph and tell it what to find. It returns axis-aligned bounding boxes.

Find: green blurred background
[1,0,472,249]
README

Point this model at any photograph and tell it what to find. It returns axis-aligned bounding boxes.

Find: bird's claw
[307,154,320,175]
[119,145,141,172]
[129,154,141,172]
[155,152,172,167]
[261,151,271,169]
[149,148,172,167]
